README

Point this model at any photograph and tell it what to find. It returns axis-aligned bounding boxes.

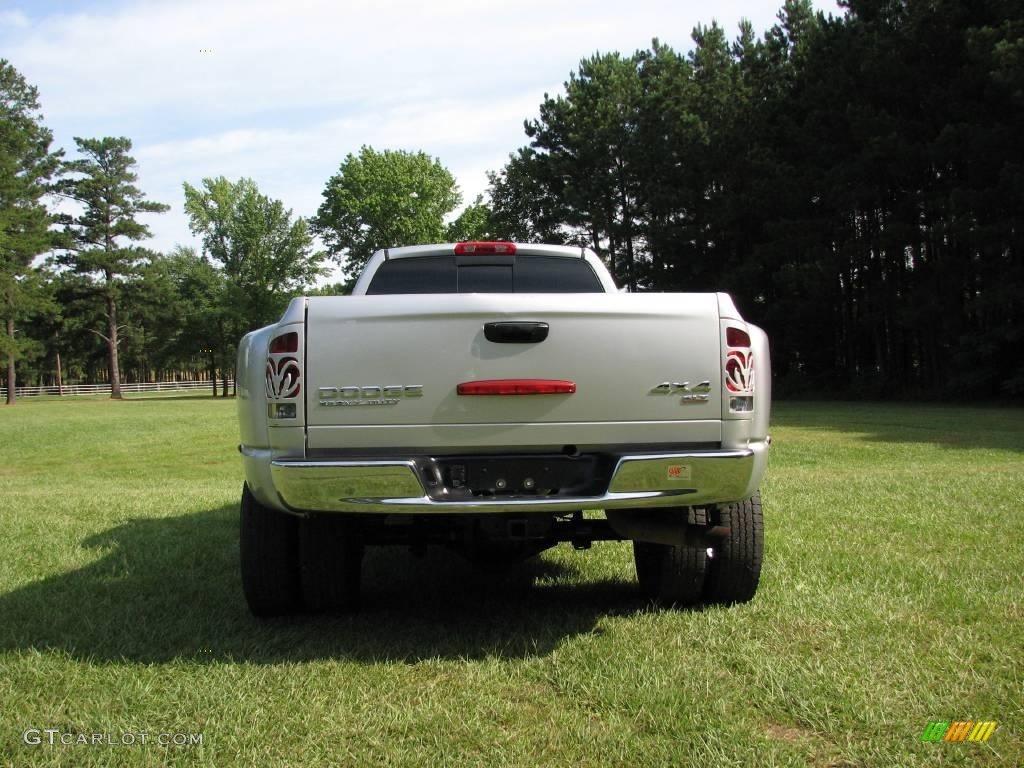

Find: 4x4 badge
[649,381,711,402]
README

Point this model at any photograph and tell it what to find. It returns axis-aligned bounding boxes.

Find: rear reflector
[726,327,750,348]
[729,396,753,413]
[269,331,299,353]
[457,379,575,395]
[454,241,517,255]
[268,402,297,419]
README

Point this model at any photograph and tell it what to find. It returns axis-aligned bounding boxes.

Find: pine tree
[0,59,63,405]
[57,137,168,399]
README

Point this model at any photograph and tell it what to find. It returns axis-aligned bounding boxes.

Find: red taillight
[267,331,300,405]
[724,325,754,397]
[269,332,298,353]
[457,379,575,395]
[726,327,750,348]
[454,241,517,255]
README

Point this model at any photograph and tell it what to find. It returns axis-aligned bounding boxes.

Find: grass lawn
[0,397,1021,767]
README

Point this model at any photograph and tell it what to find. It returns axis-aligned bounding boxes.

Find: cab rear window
[366,256,603,294]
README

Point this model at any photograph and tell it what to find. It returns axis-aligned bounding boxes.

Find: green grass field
[1,396,1021,767]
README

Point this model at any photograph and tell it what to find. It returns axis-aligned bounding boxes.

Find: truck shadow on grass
[0,504,646,665]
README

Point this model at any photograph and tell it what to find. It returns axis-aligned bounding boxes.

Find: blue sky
[2,0,840,266]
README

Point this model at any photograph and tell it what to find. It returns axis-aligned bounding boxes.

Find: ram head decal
[266,357,301,399]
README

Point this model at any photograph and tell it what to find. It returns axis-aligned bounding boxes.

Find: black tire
[632,539,707,606]
[299,514,364,613]
[240,483,301,616]
[704,493,763,605]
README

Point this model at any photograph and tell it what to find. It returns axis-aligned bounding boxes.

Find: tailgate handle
[484,322,549,344]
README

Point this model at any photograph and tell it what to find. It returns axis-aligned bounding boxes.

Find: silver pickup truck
[237,242,770,615]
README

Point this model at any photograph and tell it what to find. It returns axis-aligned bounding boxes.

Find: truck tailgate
[305,293,722,450]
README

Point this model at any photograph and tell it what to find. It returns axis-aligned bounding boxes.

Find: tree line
[2,75,482,404]
[485,0,1023,398]
[3,0,1022,403]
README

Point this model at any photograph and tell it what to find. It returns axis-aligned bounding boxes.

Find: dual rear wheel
[240,483,763,615]
[632,494,763,607]
[240,484,363,616]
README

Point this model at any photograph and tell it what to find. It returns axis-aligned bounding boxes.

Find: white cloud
[8,0,700,120]
[4,0,842,255]
[130,91,543,253]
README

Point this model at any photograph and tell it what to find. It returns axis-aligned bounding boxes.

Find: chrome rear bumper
[268,449,757,513]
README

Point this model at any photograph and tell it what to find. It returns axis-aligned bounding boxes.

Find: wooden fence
[0,380,235,398]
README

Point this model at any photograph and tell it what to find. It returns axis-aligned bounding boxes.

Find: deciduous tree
[445,195,494,242]
[183,176,324,374]
[312,147,461,282]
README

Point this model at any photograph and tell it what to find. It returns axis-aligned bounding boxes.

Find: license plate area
[425,454,612,499]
